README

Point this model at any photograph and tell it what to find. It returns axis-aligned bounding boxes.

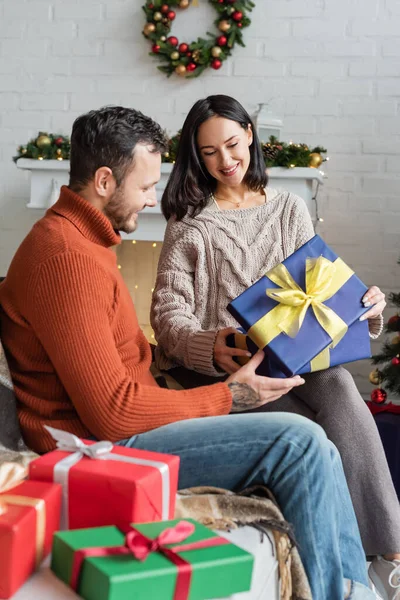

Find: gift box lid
[52,519,254,600]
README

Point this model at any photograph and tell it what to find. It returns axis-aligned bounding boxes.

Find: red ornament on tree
[152,44,161,53]
[178,43,189,53]
[161,4,169,13]
[211,59,222,69]
[371,389,387,404]
[218,0,224,3]
[149,3,154,8]
[388,315,400,329]
[167,36,179,46]
[186,51,192,57]
[54,137,64,146]
[232,10,243,21]
[167,10,176,20]
[392,356,400,366]
[237,22,242,27]
[217,35,227,46]
[186,62,196,72]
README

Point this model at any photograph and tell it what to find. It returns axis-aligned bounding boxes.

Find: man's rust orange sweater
[0,187,232,453]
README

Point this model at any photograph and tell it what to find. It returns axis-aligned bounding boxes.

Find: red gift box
[0,480,62,599]
[28,427,180,530]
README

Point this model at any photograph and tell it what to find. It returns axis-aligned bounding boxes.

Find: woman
[151,95,400,596]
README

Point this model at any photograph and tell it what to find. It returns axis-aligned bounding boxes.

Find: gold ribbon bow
[248,256,354,372]
[0,474,46,568]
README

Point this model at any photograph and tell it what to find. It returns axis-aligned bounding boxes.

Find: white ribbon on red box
[45,426,170,529]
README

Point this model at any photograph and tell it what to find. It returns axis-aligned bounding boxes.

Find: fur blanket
[176,485,311,600]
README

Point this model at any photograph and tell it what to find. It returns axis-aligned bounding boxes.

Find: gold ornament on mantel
[35,134,51,149]
[218,20,231,32]
[175,64,187,76]
[369,369,382,385]
[211,46,222,58]
[308,152,323,168]
[56,148,63,161]
[143,22,156,36]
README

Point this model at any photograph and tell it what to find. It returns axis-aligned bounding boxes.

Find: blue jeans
[116,413,373,600]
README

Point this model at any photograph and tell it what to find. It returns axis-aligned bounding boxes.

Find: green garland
[261,136,327,169]
[13,132,328,169]
[142,0,254,78]
[13,132,70,162]
[161,132,327,168]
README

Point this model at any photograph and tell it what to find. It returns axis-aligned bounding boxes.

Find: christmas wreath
[142,0,254,78]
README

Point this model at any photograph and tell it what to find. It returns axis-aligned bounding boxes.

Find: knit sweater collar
[50,186,121,248]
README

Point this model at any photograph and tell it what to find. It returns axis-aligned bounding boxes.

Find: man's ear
[93,166,116,198]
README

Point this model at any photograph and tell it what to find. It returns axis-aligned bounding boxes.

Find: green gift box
[51,518,254,600]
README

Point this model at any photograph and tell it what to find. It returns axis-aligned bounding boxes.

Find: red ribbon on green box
[70,520,229,600]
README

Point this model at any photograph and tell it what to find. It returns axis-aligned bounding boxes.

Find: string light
[117,264,122,270]
[132,240,136,244]
[135,285,138,289]
[152,242,157,248]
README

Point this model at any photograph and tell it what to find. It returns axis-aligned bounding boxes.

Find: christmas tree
[370,256,400,403]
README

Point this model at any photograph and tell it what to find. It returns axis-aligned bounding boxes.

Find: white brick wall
[1,0,399,395]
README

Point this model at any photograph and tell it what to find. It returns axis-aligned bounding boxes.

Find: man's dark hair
[69,106,167,192]
[161,95,267,221]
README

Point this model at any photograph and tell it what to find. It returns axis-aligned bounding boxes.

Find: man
[0,107,374,599]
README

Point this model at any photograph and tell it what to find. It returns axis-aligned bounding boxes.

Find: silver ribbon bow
[44,426,170,530]
[45,426,113,458]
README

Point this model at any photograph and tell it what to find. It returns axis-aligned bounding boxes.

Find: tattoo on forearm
[228,382,260,413]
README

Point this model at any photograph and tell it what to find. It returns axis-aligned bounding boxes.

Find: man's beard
[104,188,137,233]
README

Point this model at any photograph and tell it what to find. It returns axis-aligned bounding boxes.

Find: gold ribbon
[0,494,46,567]
[248,256,354,372]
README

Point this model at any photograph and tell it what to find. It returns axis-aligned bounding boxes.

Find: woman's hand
[214,327,252,374]
[360,286,386,321]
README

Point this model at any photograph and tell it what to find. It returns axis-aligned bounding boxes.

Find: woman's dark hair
[69,106,167,192]
[162,95,268,221]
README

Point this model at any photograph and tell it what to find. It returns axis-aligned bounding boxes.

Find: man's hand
[226,350,305,412]
[214,327,252,374]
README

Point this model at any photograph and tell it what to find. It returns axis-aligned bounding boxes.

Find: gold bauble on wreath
[179,0,190,8]
[153,11,162,21]
[175,64,187,76]
[218,20,231,32]
[211,46,222,58]
[369,369,382,385]
[309,152,323,168]
[36,134,51,148]
[192,49,201,62]
[392,335,400,345]
[170,51,180,60]
[143,22,156,36]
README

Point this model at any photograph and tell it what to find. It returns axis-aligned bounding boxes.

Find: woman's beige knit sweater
[151,189,383,376]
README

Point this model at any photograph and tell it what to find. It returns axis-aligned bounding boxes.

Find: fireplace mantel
[16,159,324,242]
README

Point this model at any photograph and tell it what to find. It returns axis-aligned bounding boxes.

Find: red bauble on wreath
[142,0,254,78]
[370,389,387,404]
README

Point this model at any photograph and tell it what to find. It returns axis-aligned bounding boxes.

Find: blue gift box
[227,320,371,378]
[227,235,371,377]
